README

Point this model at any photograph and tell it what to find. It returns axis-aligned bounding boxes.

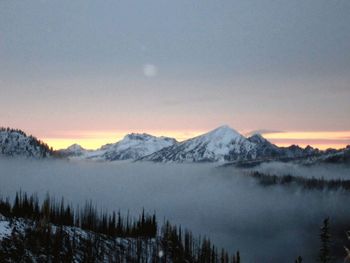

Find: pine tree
[235,251,240,263]
[295,256,302,263]
[319,218,331,263]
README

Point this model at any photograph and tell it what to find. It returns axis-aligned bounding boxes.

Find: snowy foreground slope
[0,216,159,263]
[0,213,238,263]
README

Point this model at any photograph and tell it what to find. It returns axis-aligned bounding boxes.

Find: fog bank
[0,158,349,262]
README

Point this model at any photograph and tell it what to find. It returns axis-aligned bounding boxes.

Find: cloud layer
[0,159,349,261]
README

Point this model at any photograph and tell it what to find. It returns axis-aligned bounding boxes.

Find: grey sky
[0,0,350,136]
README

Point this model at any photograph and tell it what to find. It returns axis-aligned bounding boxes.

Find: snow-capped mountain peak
[142,125,256,162]
[200,125,242,143]
[184,125,250,157]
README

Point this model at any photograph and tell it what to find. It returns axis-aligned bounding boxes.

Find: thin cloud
[245,129,285,137]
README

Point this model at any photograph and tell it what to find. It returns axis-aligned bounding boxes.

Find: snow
[0,220,11,240]
[143,125,257,162]
[0,128,51,158]
[58,143,89,157]
[66,144,86,152]
[110,133,174,153]
[142,125,330,163]
[199,125,251,155]
[0,216,28,240]
[2,126,344,164]
[64,133,177,161]
[0,215,159,263]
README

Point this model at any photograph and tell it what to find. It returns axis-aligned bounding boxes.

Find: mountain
[142,125,258,162]
[56,144,88,157]
[0,127,52,158]
[2,126,346,164]
[142,126,323,163]
[62,133,177,161]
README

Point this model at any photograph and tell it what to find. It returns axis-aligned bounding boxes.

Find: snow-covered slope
[0,216,158,263]
[62,133,178,161]
[2,126,344,164]
[142,125,257,162]
[97,133,177,161]
[142,126,324,163]
[0,128,52,158]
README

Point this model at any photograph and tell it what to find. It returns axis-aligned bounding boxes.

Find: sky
[0,0,350,150]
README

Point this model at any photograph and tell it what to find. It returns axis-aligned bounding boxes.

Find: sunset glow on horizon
[262,131,350,150]
[41,130,205,150]
[41,130,350,150]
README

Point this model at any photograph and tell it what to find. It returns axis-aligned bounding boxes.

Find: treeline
[0,192,157,238]
[0,191,239,263]
[160,221,240,263]
[0,127,28,137]
[247,171,350,191]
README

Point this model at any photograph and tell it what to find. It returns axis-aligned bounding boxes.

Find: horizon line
[38,129,350,151]
[2,125,349,151]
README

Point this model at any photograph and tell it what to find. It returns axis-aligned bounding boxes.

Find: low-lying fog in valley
[0,158,349,262]
[251,161,350,180]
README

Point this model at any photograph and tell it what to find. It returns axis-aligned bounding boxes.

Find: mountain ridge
[0,127,53,158]
[1,126,348,164]
[59,132,178,161]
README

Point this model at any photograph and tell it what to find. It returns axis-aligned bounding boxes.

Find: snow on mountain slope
[0,128,52,158]
[62,133,178,161]
[1,126,337,164]
[142,127,324,163]
[0,217,12,240]
[142,125,258,162]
